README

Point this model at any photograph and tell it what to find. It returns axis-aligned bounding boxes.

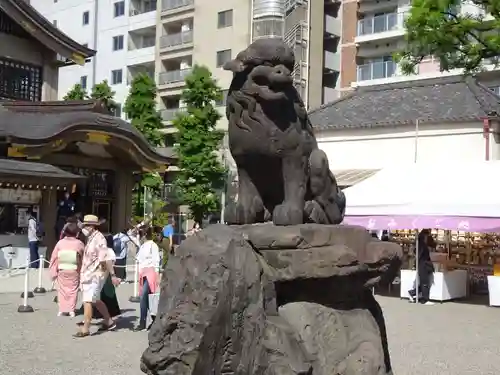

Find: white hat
[82,214,100,226]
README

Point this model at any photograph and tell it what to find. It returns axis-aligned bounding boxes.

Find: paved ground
[1,273,499,375]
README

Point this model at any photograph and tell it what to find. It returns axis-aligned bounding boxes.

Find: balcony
[159,68,192,85]
[357,61,397,82]
[129,0,157,16]
[160,30,193,49]
[162,0,194,12]
[161,107,187,121]
[324,51,340,72]
[129,1,156,29]
[355,12,405,43]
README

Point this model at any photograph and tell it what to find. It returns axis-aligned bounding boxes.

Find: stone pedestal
[141,224,402,375]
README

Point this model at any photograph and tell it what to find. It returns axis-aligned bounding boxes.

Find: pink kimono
[49,237,84,313]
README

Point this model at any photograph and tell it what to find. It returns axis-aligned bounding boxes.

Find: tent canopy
[343,162,500,231]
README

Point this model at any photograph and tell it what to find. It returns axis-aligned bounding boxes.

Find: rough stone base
[141,224,402,375]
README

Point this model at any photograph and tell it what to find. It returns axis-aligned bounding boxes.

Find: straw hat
[82,214,101,226]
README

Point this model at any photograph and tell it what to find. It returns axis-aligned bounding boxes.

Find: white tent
[342,161,500,231]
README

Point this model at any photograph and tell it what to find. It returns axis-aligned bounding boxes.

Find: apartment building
[340,0,500,92]
[31,0,342,126]
[155,0,342,134]
[30,0,157,115]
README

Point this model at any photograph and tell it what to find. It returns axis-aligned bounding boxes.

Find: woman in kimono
[49,222,84,317]
[75,232,121,324]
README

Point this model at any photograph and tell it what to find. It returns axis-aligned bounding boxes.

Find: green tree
[63,83,88,100]
[124,73,164,146]
[395,0,500,75]
[172,64,226,225]
[124,73,165,216]
[90,80,118,113]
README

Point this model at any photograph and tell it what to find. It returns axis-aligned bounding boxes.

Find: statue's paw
[224,203,257,225]
[304,200,328,224]
[272,203,303,226]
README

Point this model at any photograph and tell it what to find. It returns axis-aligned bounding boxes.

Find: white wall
[30,0,155,108]
[316,121,494,170]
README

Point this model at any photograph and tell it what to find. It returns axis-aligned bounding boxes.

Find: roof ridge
[2,0,95,64]
[465,78,500,116]
[0,99,109,114]
[308,89,359,114]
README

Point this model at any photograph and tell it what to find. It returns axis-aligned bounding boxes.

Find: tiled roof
[0,158,84,180]
[309,76,500,131]
[0,100,175,164]
[0,0,95,64]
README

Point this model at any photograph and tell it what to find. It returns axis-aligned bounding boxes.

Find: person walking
[27,208,40,269]
[74,215,120,338]
[408,229,435,305]
[134,227,160,331]
[113,229,133,282]
[49,222,84,317]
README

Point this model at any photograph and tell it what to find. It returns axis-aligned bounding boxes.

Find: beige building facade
[156,0,342,134]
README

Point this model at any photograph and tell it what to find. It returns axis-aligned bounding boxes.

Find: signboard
[0,188,41,204]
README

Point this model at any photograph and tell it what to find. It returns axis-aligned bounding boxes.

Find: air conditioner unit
[130,9,141,16]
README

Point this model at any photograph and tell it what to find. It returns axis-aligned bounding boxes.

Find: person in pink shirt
[75,215,120,338]
[49,222,84,317]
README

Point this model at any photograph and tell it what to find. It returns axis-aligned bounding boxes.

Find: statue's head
[223,38,296,101]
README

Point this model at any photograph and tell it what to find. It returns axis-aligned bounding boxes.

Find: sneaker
[134,322,147,332]
[408,292,415,303]
[423,301,435,306]
[57,312,64,317]
[69,312,76,318]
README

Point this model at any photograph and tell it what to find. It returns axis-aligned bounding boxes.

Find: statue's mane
[226,67,313,135]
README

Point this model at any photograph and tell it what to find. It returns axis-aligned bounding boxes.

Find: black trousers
[409,261,434,302]
[114,257,127,280]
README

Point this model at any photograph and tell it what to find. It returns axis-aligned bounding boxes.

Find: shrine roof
[0,0,95,65]
[0,158,84,181]
[0,100,175,166]
[309,76,500,131]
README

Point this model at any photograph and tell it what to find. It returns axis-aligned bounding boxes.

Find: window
[113,103,122,117]
[112,35,124,51]
[82,11,89,25]
[143,35,155,48]
[0,57,42,101]
[218,9,233,28]
[216,90,228,106]
[111,69,123,84]
[80,75,87,89]
[144,0,157,12]
[216,49,231,67]
[114,1,125,17]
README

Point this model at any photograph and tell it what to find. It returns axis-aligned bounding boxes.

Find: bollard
[52,280,58,303]
[129,259,140,303]
[33,255,46,294]
[20,256,34,299]
[18,256,34,313]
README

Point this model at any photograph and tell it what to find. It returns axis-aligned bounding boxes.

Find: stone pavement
[1,277,500,375]
[0,283,146,375]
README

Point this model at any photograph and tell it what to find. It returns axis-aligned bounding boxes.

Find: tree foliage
[90,80,118,113]
[172,65,226,224]
[63,83,87,100]
[395,0,500,74]
[124,73,164,147]
[124,73,165,216]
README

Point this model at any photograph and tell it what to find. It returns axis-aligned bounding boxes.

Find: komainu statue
[223,38,346,226]
[141,39,402,375]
